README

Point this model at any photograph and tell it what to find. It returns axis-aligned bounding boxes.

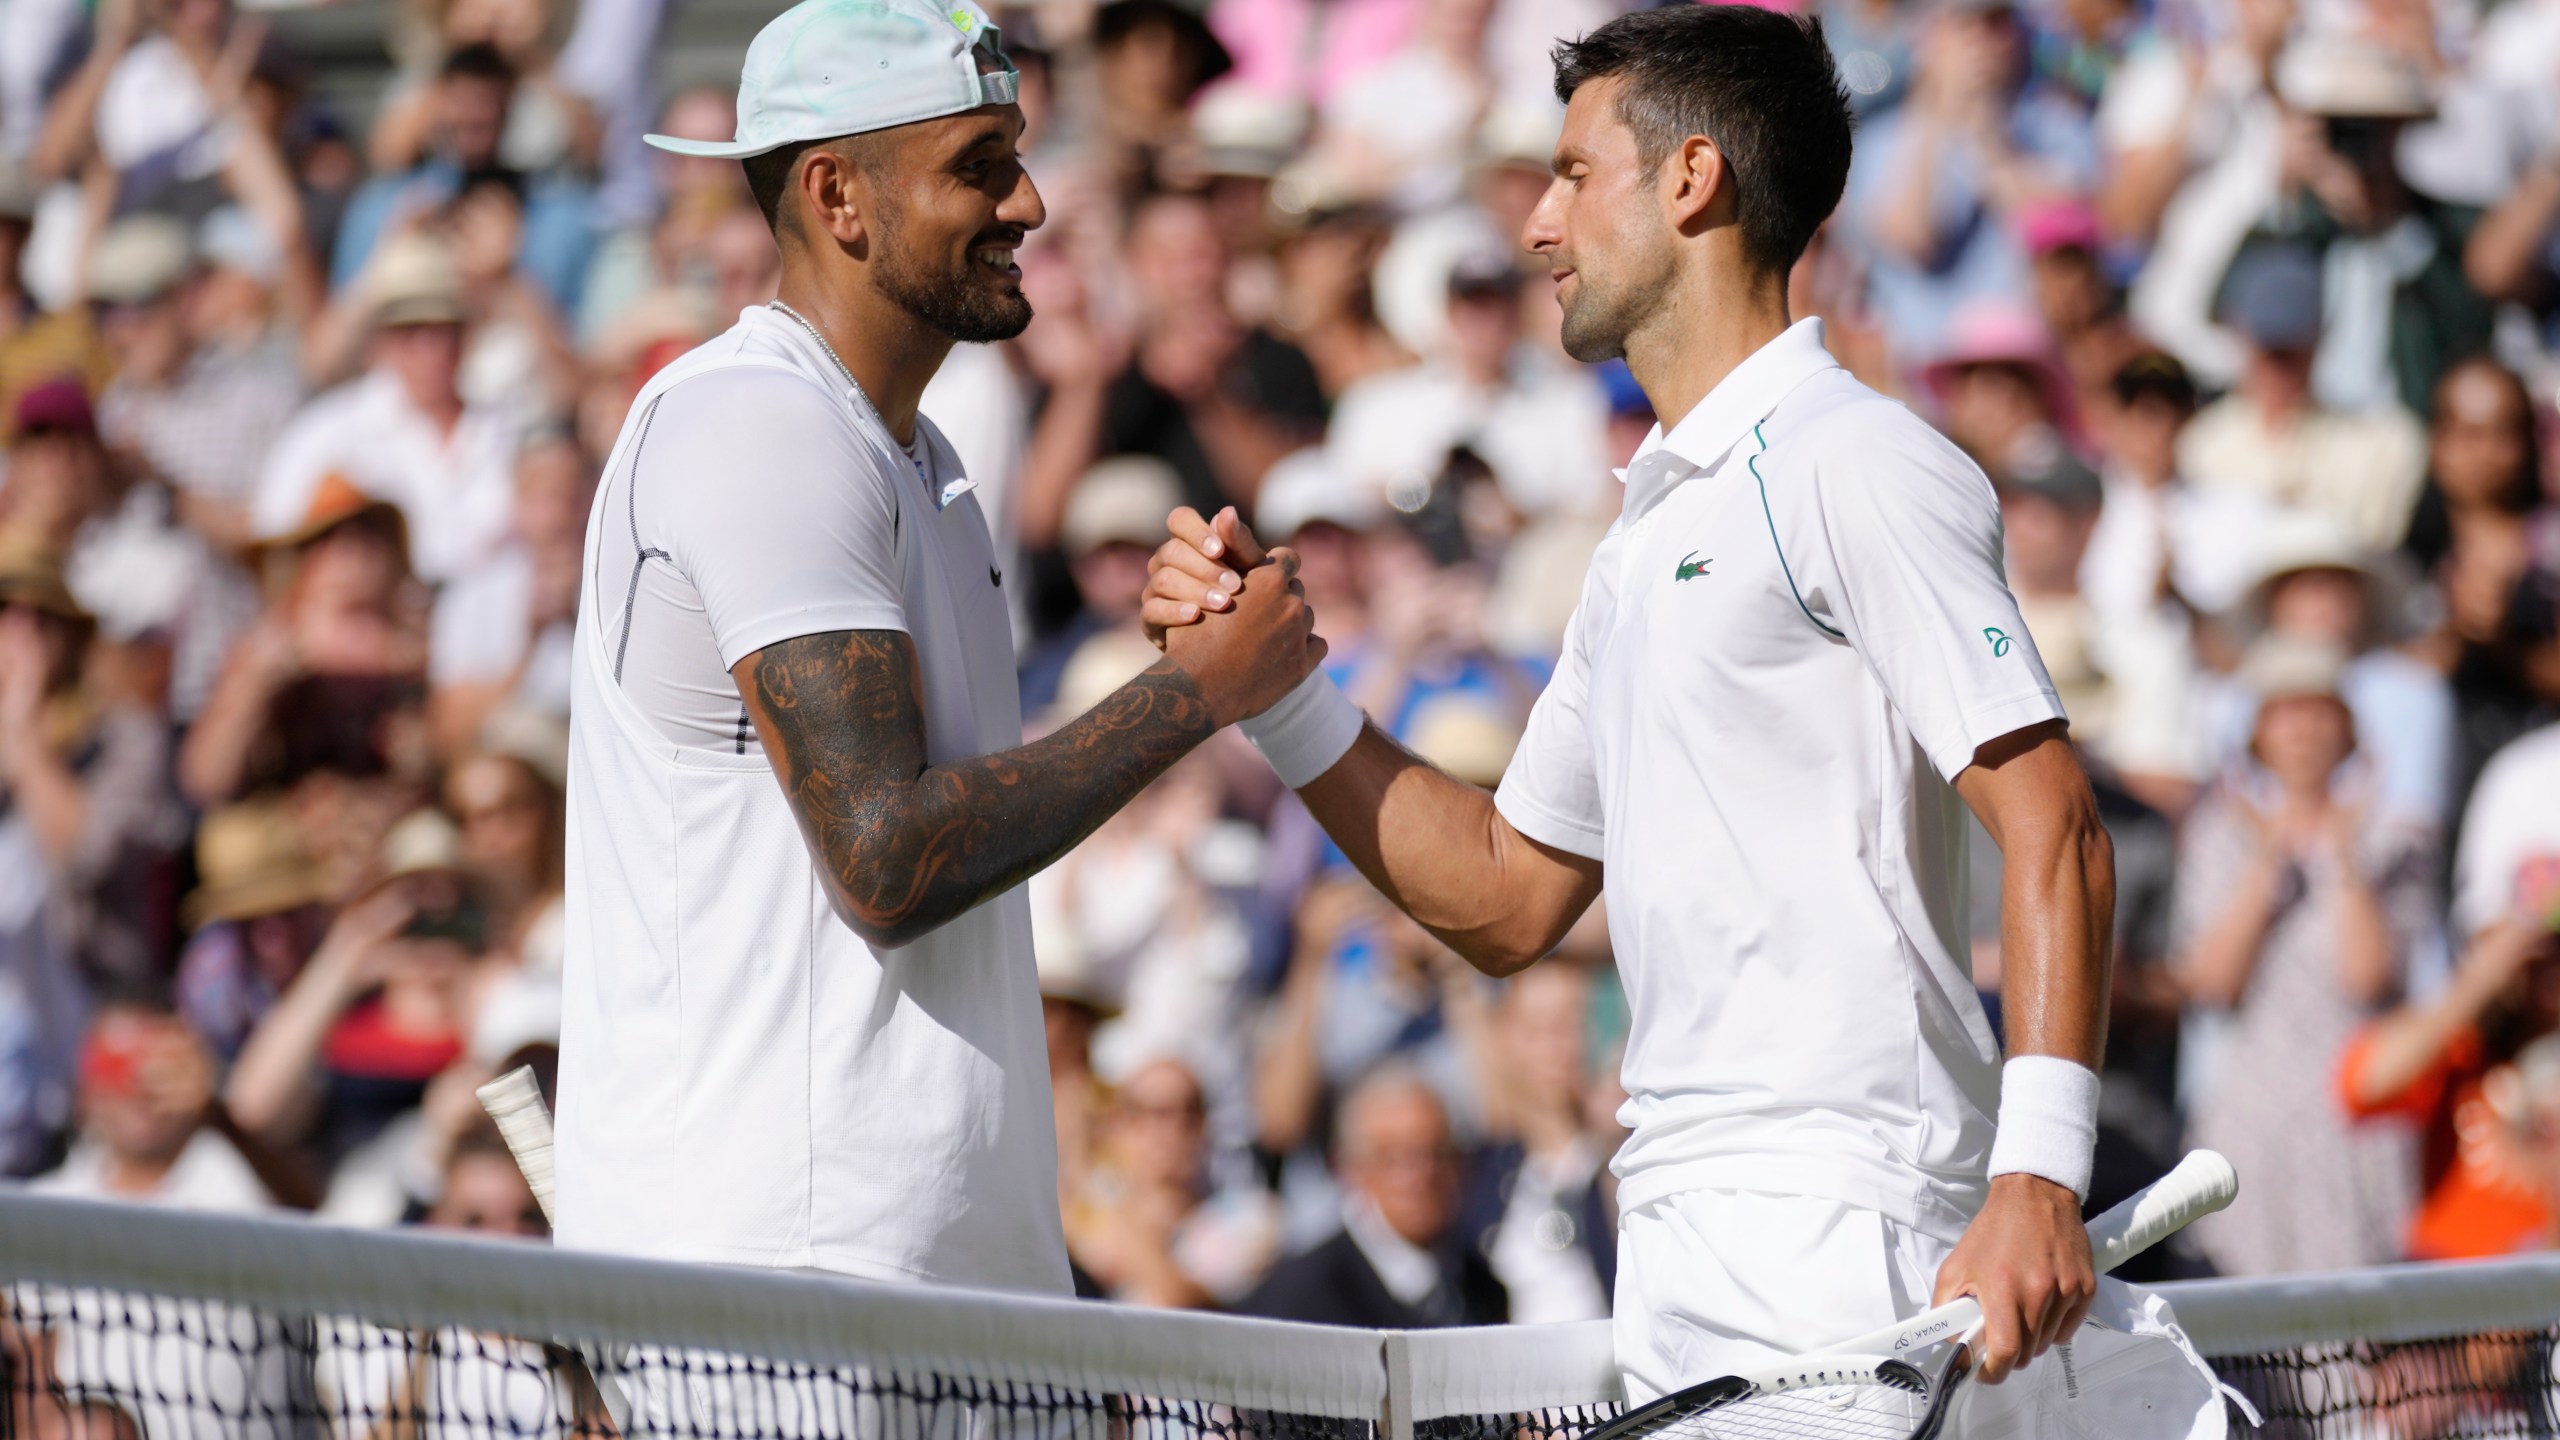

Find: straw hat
[364,233,467,329]
[87,216,194,306]
[255,473,411,558]
[2276,34,2434,119]
[1047,629,1164,730]
[0,535,88,627]
[2239,633,2351,703]
[1406,693,1521,790]
[1061,457,1184,556]
[185,801,334,928]
[2233,510,2409,640]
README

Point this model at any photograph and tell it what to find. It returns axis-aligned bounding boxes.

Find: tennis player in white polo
[1146,3,2111,1401]
[554,0,1323,1295]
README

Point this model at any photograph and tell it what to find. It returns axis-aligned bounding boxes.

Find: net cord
[11,1191,2560,1428]
[0,1191,1387,1420]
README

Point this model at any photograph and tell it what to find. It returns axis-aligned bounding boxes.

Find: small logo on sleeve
[1983,627,2014,657]
[1674,551,1713,581]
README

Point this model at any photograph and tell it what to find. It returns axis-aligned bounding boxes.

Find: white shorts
[1612,1188,1957,1404]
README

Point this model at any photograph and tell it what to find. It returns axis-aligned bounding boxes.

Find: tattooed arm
[734,553,1321,950]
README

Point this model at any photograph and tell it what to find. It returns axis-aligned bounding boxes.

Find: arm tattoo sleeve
[739,629,1218,949]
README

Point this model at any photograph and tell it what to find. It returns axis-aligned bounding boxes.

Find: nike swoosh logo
[990,566,1003,587]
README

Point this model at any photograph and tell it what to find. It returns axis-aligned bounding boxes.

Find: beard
[1555,221,1677,364]
[870,196,1033,344]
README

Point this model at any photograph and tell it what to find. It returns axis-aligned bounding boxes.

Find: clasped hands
[1146,506,1322,729]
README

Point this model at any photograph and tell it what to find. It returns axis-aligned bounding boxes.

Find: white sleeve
[1809,419,2066,783]
[643,368,911,668]
[1493,593,1605,860]
[249,397,342,540]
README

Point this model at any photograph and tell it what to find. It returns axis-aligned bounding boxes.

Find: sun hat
[1920,300,2079,433]
[642,0,1018,160]
[1060,456,1184,555]
[86,215,194,306]
[2239,633,2351,704]
[1255,446,1387,540]
[184,801,334,928]
[2276,34,2433,119]
[365,233,467,329]
[2233,508,2409,640]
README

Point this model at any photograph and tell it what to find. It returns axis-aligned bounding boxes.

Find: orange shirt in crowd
[2339,1027,2554,1261]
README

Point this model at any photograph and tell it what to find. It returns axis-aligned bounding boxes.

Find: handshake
[1142,505,1325,730]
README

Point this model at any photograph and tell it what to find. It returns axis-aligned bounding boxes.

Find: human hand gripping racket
[1584,1150,2240,1440]
[476,1066,631,1434]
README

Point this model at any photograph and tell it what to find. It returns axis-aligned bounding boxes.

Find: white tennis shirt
[555,306,1071,1292]
[1494,319,2065,1241]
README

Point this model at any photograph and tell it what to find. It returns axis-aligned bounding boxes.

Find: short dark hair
[440,41,515,86]
[742,139,820,234]
[1551,6,1855,276]
[741,134,884,236]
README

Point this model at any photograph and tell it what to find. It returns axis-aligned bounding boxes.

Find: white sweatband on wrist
[1986,1055,2101,1201]
[1238,672,1365,789]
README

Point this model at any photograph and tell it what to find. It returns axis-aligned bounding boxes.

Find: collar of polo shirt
[1616,318,1843,523]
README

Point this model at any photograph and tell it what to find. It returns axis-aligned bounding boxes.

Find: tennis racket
[1582,1149,2240,1440]
[475,1065,632,1432]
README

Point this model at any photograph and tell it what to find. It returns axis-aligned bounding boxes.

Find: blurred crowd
[0,0,2558,1335]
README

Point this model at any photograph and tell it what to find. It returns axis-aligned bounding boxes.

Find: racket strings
[1639,1385,1931,1440]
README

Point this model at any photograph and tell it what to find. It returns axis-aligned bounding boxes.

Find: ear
[797,146,874,253]
[1661,134,1731,237]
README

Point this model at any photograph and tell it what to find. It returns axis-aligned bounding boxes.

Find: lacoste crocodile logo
[1675,552,1713,581]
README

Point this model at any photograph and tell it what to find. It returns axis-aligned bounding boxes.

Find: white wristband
[1238,672,1365,789]
[1986,1055,2100,1201]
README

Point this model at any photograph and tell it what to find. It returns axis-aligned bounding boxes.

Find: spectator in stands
[2177,244,2428,553]
[1238,1067,1504,1327]
[2020,201,2141,416]
[427,431,588,753]
[172,801,335,1059]
[2175,636,2434,1275]
[222,811,473,1170]
[2220,515,2452,831]
[1844,0,2099,365]
[92,213,300,555]
[1101,192,1326,518]
[256,234,517,587]
[330,43,594,312]
[2340,904,2560,1260]
[2401,359,2542,580]
[1269,207,1410,400]
[2452,723,2560,953]
[1326,249,1612,519]
[1921,301,2081,479]
[2239,37,2493,420]
[32,1002,273,1210]
[1017,457,1184,717]
[1066,1057,1280,1308]
[1459,963,1614,1324]
[0,539,185,994]
[445,749,561,964]
[180,484,429,806]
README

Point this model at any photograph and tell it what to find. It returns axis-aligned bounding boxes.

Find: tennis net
[6,1189,2560,1440]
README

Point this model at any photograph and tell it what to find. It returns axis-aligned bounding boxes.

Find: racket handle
[2085,1149,2237,1274]
[476,1065,559,1225]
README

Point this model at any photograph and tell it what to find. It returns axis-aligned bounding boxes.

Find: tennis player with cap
[553,0,1322,1299]
[1148,2,2114,1404]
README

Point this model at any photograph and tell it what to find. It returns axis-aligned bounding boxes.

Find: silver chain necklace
[767,299,935,496]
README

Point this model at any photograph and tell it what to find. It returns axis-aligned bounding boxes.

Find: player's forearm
[744,632,1217,950]
[1993,796,2114,1067]
[1297,725,1596,976]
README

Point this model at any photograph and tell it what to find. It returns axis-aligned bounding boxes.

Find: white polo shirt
[1495,319,2064,1240]
[555,306,1070,1293]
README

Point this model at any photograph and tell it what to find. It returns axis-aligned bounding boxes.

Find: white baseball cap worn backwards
[644,0,1019,160]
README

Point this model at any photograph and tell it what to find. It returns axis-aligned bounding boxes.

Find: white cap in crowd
[1255,447,1387,542]
[1061,456,1185,556]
